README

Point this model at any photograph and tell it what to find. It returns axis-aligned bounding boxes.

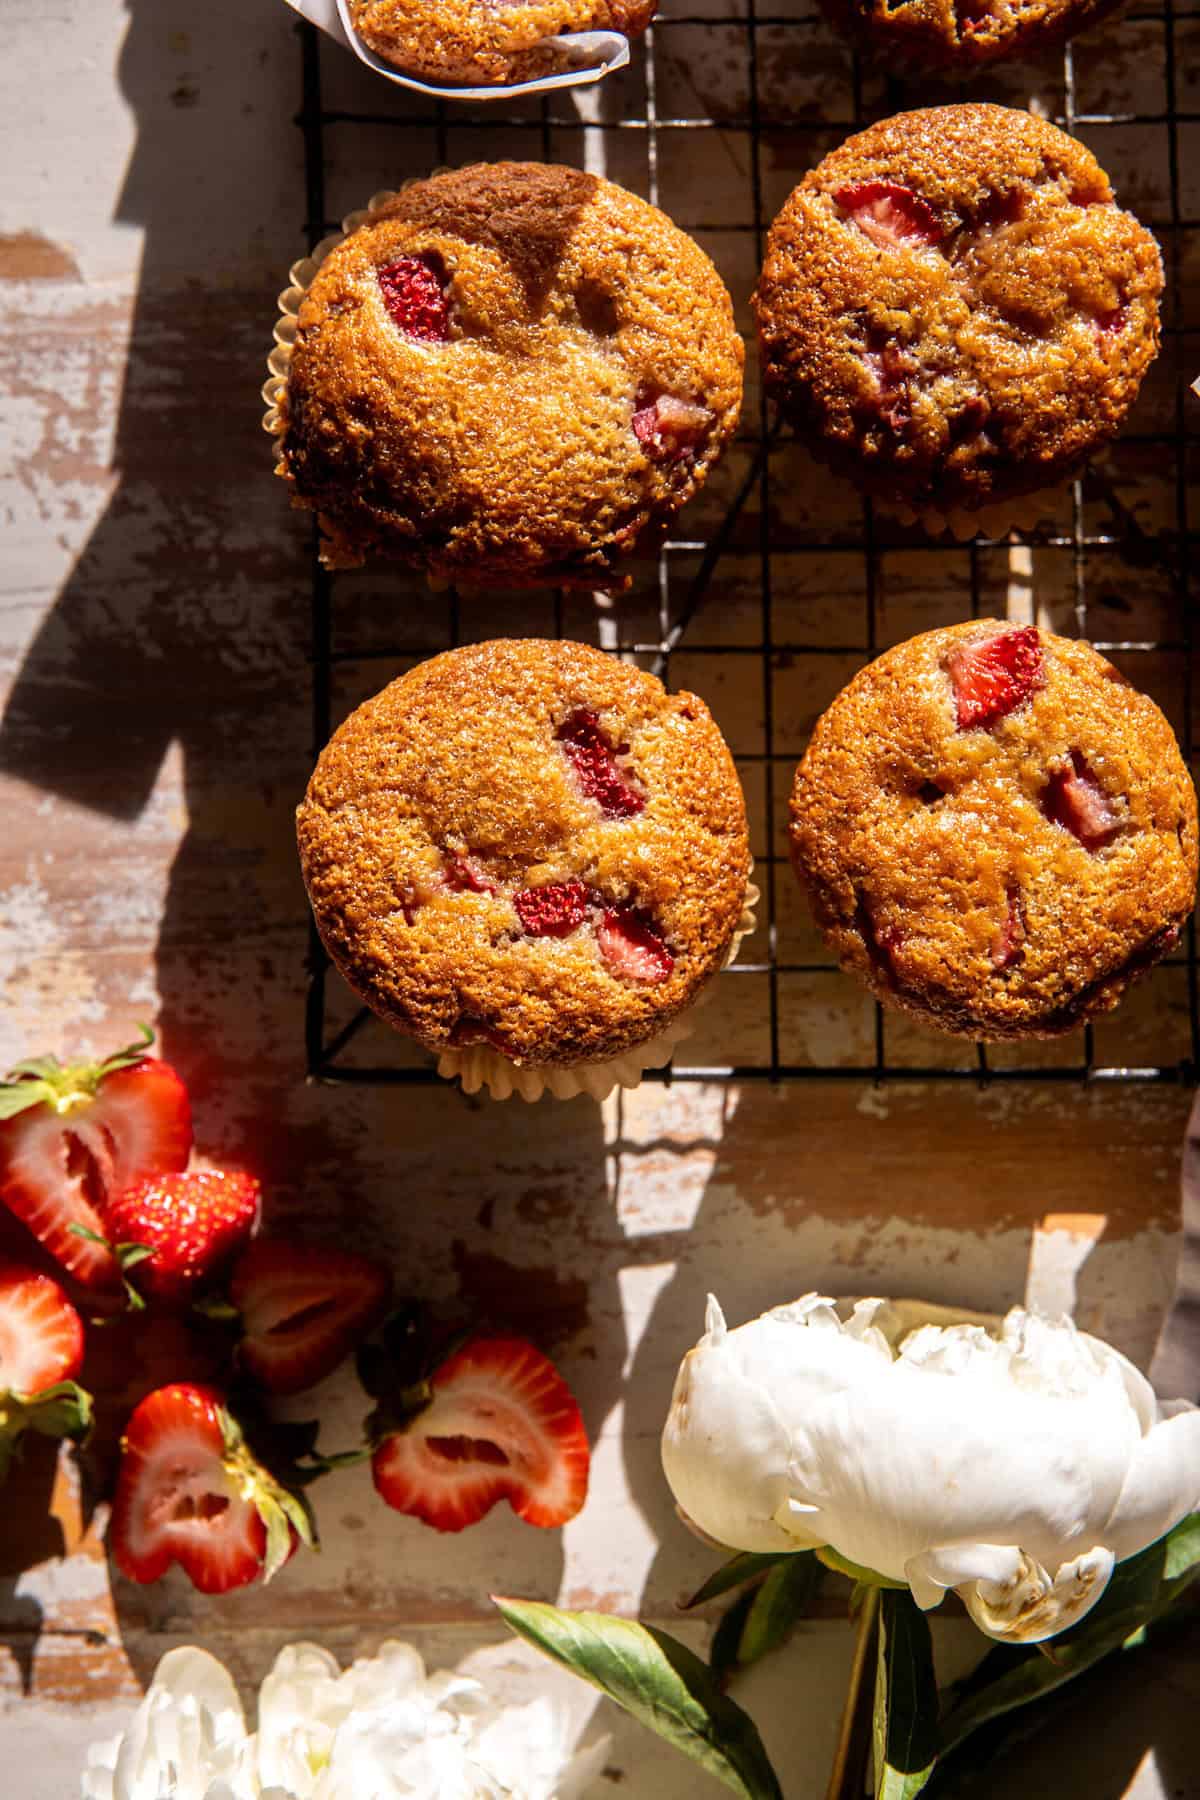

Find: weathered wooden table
[2,0,1198,1792]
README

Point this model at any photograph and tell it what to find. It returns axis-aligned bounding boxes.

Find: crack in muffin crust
[753,107,1163,519]
[278,164,744,585]
[297,640,750,1068]
[789,620,1198,1040]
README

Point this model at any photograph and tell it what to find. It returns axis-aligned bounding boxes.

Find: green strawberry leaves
[215,1399,318,1583]
[0,1025,155,1120]
[495,1598,784,1800]
[0,1380,93,1484]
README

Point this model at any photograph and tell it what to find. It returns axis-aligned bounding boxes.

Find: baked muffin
[347,0,654,86]
[753,106,1162,524]
[816,0,1125,76]
[789,620,1197,1039]
[297,639,751,1070]
[275,164,744,584]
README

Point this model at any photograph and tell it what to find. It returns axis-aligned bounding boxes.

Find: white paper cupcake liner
[283,0,629,100]
[437,872,760,1103]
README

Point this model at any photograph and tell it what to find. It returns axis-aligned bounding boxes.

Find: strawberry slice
[632,392,710,463]
[103,1169,261,1309]
[514,879,593,939]
[990,888,1028,970]
[230,1239,393,1396]
[0,1030,192,1292]
[377,254,449,343]
[371,1335,589,1534]
[834,181,943,250]
[556,710,646,818]
[0,1262,91,1483]
[947,626,1045,730]
[1041,751,1121,850]
[597,908,674,984]
[0,1262,83,1394]
[110,1383,314,1592]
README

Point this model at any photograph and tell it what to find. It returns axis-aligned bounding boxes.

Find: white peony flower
[661,1293,1200,1644]
[83,1641,607,1800]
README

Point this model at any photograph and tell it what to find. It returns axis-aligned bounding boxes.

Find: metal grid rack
[296,8,1199,1087]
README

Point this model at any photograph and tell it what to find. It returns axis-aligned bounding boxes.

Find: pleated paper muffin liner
[436,873,760,1103]
[282,0,629,101]
[898,484,1069,542]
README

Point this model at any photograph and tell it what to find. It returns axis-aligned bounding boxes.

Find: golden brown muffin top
[753,106,1162,513]
[349,0,655,85]
[790,620,1197,1039]
[298,639,751,1067]
[279,164,744,583]
[817,0,1125,74]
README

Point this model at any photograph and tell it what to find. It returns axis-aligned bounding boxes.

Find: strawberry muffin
[789,621,1197,1039]
[297,640,751,1077]
[347,0,655,85]
[753,107,1162,527]
[274,164,743,584]
[816,0,1124,75]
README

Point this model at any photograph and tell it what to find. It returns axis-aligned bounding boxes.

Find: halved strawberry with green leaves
[371,1335,590,1534]
[0,1261,91,1482]
[230,1239,392,1395]
[109,1383,314,1593]
[0,1028,192,1291]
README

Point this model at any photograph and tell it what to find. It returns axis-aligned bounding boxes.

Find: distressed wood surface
[2,0,1199,1793]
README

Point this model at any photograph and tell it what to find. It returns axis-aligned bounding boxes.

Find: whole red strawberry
[0,1027,192,1292]
[105,1169,260,1308]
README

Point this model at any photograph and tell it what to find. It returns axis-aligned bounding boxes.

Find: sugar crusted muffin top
[816,0,1125,74]
[348,0,655,85]
[790,620,1197,1039]
[297,640,751,1067]
[279,163,744,584]
[753,106,1162,514]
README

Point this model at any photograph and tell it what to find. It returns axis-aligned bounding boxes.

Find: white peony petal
[1103,1406,1200,1563]
[959,1546,1115,1643]
[904,1542,1028,1612]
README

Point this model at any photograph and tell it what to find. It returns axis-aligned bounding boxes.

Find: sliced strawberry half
[834,181,943,251]
[377,254,450,343]
[514,879,593,939]
[1041,751,1121,850]
[597,908,674,984]
[110,1383,313,1592]
[0,1030,192,1292]
[103,1169,261,1309]
[947,626,1045,730]
[371,1335,589,1534]
[0,1262,84,1394]
[231,1240,393,1396]
[556,709,646,818]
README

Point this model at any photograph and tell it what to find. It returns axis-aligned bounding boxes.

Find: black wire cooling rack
[295,7,1199,1088]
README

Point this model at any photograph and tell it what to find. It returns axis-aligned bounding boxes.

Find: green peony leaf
[874,1589,939,1800]
[737,1554,823,1669]
[685,1551,799,1611]
[709,1584,760,1691]
[495,1598,784,1800]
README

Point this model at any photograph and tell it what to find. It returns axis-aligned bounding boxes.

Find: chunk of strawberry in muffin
[514,881,593,939]
[834,181,943,250]
[597,909,674,984]
[1041,751,1121,850]
[947,626,1045,730]
[377,255,450,343]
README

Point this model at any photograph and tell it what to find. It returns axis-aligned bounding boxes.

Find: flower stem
[824,1585,881,1800]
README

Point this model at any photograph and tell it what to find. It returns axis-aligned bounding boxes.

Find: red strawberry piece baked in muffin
[816,0,1125,75]
[276,164,743,584]
[296,640,750,1069]
[347,0,655,86]
[789,621,1197,1040]
[753,107,1162,524]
